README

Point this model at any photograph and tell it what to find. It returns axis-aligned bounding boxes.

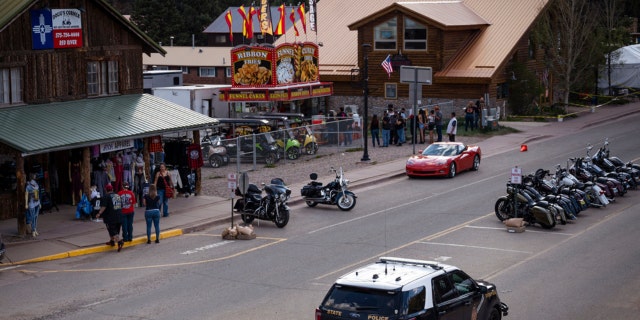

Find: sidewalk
[1,102,638,265]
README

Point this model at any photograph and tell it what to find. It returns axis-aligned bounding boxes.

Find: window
[181,66,189,74]
[225,67,232,78]
[432,275,457,304]
[450,270,476,296]
[87,60,119,96]
[528,38,535,59]
[0,67,23,105]
[214,34,226,44]
[199,67,216,77]
[403,287,426,315]
[374,18,397,50]
[404,18,427,50]
[385,83,397,99]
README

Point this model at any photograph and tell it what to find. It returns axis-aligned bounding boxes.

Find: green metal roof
[0,94,218,156]
[0,0,165,56]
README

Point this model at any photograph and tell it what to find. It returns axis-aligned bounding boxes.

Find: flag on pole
[297,4,306,35]
[237,5,248,37]
[274,4,285,35]
[246,6,258,39]
[225,10,233,42]
[290,7,299,36]
[381,54,393,78]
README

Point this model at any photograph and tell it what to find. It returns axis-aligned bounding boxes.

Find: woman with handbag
[143,184,161,243]
[153,163,173,217]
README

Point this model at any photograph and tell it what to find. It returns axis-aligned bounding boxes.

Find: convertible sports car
[406,142,481,178]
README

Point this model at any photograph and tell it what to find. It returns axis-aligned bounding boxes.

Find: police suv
[316,257,508,320]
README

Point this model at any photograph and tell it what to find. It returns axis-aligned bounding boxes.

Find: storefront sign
[311,84,332,96]
[100,139,135,153]
[231,45,275,86]
[289,87,310,99]
[299,42,320,82]
[31,9,83,50]
[227,90,268,101]
[220,82,333,102]
[269,89,289,101]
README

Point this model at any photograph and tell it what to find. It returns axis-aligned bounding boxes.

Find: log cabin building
[0,0,217,233]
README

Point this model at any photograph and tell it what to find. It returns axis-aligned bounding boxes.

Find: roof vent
[395,277,401,282]
[372,274,379,280]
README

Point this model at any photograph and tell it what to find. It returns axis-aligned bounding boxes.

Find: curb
[7,229,184,265]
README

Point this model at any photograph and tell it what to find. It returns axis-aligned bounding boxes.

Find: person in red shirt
[118,182,136,242]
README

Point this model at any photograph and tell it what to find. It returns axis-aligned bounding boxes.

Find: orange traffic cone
[520,144,528,152]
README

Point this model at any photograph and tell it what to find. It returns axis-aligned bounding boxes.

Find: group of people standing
[370,98,486,147]
[464,97,485,131]
[370,104,446,148]
[94,162,173,252]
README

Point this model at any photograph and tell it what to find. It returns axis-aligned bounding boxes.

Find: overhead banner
[31,9,83,50]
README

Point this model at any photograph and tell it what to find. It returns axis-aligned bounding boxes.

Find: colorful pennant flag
[297,4,306,35]
[381,54,393,78]
[225,10,233,42]
[237,5,248,37]
[290,7,299,36]
[246,6,257,39]
[274,4,285,35]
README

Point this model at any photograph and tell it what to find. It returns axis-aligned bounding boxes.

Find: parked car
[316,257,508,320]
[406,142,481,178]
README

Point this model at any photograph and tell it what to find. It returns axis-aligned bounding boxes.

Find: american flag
[381,54,393,78]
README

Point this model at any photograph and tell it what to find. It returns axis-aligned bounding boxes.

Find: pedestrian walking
[370,114,380,147]
[153,162,173,217]
[97,184,124,252]
[143,184,161,244]
[447,112,458,142]
[435,105,444,142]
[118,182,136,242]
[25,173,40,238]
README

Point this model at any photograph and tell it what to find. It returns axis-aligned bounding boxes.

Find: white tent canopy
[598,44,640,93]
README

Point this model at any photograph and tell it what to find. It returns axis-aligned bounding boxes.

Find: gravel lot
[198,134,484,198]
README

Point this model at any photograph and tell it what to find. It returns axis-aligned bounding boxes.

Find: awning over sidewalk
[0,94,218,156]
[219,82,333,102]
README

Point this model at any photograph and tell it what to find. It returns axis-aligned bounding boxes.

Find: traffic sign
[510,167,522,184]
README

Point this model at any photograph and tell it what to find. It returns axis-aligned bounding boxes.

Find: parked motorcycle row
[495,138,640,229]
[232,166,358,228]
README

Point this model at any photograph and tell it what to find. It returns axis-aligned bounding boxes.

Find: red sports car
[405,142,481,178]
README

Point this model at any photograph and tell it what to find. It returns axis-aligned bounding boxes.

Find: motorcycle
[593,139,638,190]
[301,167,357,211]
[561,162,610,207]
[495,182,556,229]
[234,178,291,228]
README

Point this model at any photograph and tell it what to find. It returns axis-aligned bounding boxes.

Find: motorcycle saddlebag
[531,206,554,226]
[301,185,317,197]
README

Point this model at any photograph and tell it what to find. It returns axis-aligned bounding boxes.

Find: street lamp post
[361,43,371,162]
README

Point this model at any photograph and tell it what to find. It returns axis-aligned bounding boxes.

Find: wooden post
[193,130,202,195]
[82,147,91,197]
[15,153,26,236]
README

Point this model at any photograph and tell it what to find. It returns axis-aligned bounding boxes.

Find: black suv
[316,257,508,320]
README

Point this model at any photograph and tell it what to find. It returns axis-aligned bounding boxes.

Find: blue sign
[31,10,53,50]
